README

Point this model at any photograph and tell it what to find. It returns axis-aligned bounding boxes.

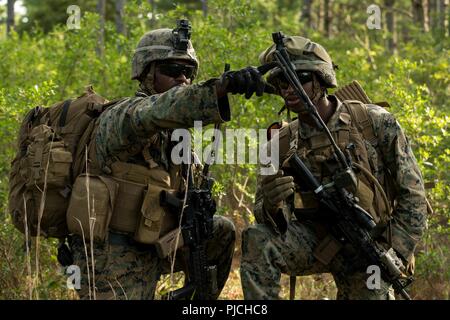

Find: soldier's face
[279,79,313,113]
[153,59,193,93]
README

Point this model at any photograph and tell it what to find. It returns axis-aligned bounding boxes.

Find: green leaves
[0,0,448,299]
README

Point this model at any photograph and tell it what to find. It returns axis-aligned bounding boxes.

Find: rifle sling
[59,99,72,127]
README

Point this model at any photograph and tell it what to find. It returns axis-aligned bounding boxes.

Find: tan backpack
[8,86,109,239]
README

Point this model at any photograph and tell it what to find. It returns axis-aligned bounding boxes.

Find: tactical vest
[9,85,184,255]
[66,98,184,256]
[277,100,394,227]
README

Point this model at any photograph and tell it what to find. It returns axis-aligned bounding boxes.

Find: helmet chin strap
[139,63,158,95]
[310,73,326,105]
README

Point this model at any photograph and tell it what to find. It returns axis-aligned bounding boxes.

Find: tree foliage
[0,0,448,299]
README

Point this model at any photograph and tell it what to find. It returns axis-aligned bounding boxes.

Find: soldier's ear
[140,62,156,83]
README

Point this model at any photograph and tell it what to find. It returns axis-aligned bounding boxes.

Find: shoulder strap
[342,100,377,145]
[276,119,299,161]
[58,99,72,127]
[287,120,299,154]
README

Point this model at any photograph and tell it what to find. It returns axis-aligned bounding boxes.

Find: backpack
[334,81,433,215]
[8,86,109,239]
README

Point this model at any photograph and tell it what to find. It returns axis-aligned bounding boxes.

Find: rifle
[289,153,413,299]
[159,64,231,300]
[269,31,413,299]
[160,161,217,300]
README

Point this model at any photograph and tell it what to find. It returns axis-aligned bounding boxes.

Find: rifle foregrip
[288,154,322,192]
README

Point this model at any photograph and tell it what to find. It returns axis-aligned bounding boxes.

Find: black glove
[218,63,277,99]
[261,170,294,215]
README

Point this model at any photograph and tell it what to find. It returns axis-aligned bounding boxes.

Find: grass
[0,207,448,300]
[219,259,338,300]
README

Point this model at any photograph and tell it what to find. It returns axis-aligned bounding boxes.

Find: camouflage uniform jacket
[254,96,428,263]
[93,80,229,172]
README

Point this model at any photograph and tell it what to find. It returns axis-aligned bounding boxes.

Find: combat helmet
[131,19,199,81]
[259,35,337,88]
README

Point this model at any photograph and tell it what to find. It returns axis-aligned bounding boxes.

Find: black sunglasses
[157,63,195,79]
[274,71,313,90]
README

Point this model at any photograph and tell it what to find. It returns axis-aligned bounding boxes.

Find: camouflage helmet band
[134,45,173,53]
[131,24,199,81]
[134,45,196,56]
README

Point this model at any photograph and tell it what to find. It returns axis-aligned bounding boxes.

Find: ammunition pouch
[67,161,181,247]
[66,174,118,242]
[291,178,379,266]
[355,179,375,215]
[133,184,178,244]
[109,177,146,233]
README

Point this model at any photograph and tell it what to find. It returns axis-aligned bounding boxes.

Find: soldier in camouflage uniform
[69,22,270,300]
[240,35,428,300]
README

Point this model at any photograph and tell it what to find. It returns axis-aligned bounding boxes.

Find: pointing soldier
[69,20,271,300]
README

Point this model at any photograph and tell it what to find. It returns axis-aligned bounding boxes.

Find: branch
[231,180,253,216]
[379,5,414,19]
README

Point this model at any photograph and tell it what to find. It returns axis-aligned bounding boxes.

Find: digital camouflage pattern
[94,81,228,172]
[241,98,427,299]
[241,221,395,300]
[259,36,338,88]
[69,72,233,299]
[131,28,199,80]
[72,215,235,300]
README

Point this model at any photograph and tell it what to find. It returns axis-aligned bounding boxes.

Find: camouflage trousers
[70,215,235,300]
[240,221,395,300]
